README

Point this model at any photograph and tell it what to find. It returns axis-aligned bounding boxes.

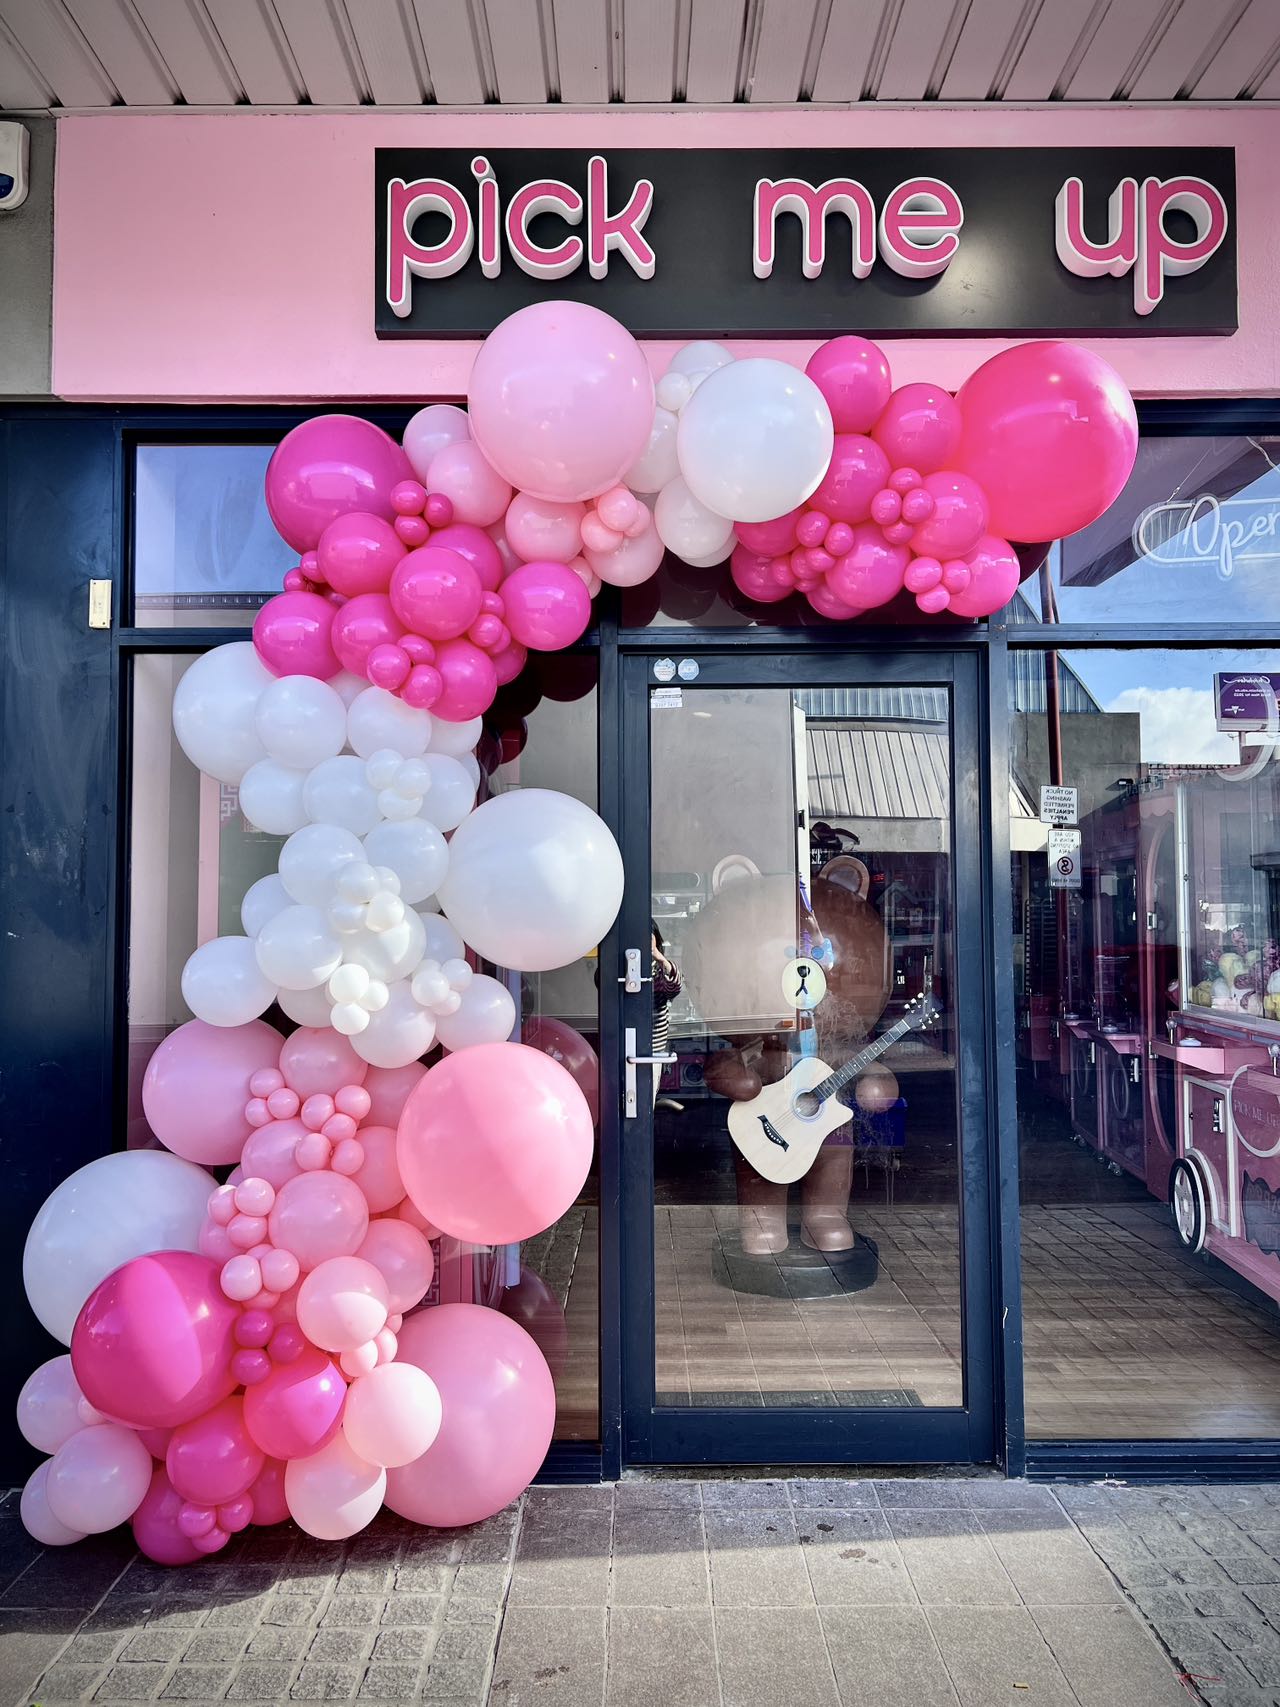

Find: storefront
[4,100,1280,1488]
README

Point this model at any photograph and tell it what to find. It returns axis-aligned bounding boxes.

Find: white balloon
[241,872,292,938]
[277,982,336,1027]
[362,819,449,906]
[438,788,624,972]
[172,642,273,785]
[279,823,366,906]
[21,1461,85,1546]
[238,759,309,835]
[255,905,344,990]
[23,1150,214,1344]
[343,909,426,983]
[417,755,477,833]
[329,670,368,708]
[679,531,738,569]
[347,687,434,760]
[350,980,437,1068]
[459,753,482,789]
[17,1356,89,1454]
[403,404,471,484]
[626,405,681,494]
[654,476,736,562]
[255,676,347,770]
[182,935,277,1025]
[427,715,483,758]
[419,912,466,964]
[434,975,517,1051]
[303,755,382,836]
[677,357,834,524]
[668,340,735,381]
[46,1424,153,1535]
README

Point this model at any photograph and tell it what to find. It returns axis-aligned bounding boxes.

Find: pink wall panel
[51,106,1280,402]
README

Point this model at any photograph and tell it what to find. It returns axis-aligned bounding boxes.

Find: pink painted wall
[52,106,1280,402]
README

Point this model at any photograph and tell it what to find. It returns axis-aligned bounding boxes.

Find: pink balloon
[397,1197,440,1239]
[501,561,592,652]
[500,1267,569,1382]
[248,1456,290,1525]
[142,1019,281,1166]
[267,1172,369,1274]
[729,543,791,605]
[468,302,654,504]
[945,532,1023,618]
[357,1218,434,1314]
[871,383,962,474]
[166,1396,264,1507]
[582,523,663,589]
[348,1125,404,1214]
[297,1257,389,1353]
[806,581,866,622]
[132,1465,203,1565]
[331,593,401,678]
[284,1432,385,1540]
[908,471,989,560]
[72,1252,239,1431]
[265,416,414,553]
[825,523,910,611]
[344,1362,441,1469]
[804,336,892,434]
[253,591,340,681]
[317,512,406,598]
[240,1116,307,1190]
[398,1043,593,1244]
[243,1345,345,1460]
[137,1426,173,1461]
[954,341,1138,542]
[403,404,470,483]
[522,1017,600,1126]
[390,546,484,642]
[361,1062,427,1129]
[734,508,802,556]
[504,494,587,564]
[427,440,513,528]
[428,523,504,592]
[279,1028,368,1099]
[384,1305,554,1528]
[808,434,891,524]
[46,1423,153,1535]
[491,639,529,686]
[431,638,498,722]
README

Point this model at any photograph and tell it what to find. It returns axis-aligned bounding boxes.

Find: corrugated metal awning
[807,722,949,823]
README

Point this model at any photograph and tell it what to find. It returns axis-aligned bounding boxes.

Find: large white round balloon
[255,676,347,770]
[418,755,477,833]
[438,788,624,972]
[668,340,735,382]
[255,905,344,991]
[23,1149,214,1344]
[434,974,517,1051]
[239,758,309,835]
[654,476,735,561]
[303,756,382,836]
[241,872,292,938]
[21,1462,85,1546]
[419,912,466,964]
[347,687,433,760]
[350,980,436,1068]
[172,642,273,785]
[277,982,336,1027]
[17,1356,90,1453]
[427,715,483,758]
[626,405,681,494]
[343,910,426,984]
[182,935,277,1025]
[362,819,449,906]
[279,823,366,906]
[677,358,834,524]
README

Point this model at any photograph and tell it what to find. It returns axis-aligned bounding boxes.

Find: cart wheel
[1170,1158,1207,1254]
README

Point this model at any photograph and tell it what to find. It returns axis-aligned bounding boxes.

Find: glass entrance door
[617,651,996,1464]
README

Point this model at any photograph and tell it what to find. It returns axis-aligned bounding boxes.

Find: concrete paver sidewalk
[1,1477,1278,1706]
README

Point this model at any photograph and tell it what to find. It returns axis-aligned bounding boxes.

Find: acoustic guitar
[725,992,940,1183]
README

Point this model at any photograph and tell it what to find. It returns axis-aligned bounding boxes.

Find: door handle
[623,1026,677,1119]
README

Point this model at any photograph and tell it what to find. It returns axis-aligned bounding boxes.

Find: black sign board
[374,146,1237,340]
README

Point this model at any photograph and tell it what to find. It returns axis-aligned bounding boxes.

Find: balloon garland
[16,304,1137,1559]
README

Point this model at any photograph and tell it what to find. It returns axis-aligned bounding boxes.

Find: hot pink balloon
[806,581,866,622]
[735,508,802,556]
[729,543,791,605]
[243,1345,345,1460]
[331,593,402,678]
[265,416,414,553]
[361,1062,427,1129]
[427,440,513,528]
[428,523,504,592]
[279,1027,368,1099]
[491,639,528,686]
[166,1395,264,1507]
[357,1219,434,1315]
[267,1172,369,1274]
[945,532,1023,618]
[248,1457,290,1525]
[297,1257,389,1353]
[908,471,989,560]
[431,638,498,722]
[504,494,587,564]
[804,336,892,434]
[398,1043,593,1245]
[871,383,962,474]
[317,512,406,598]
[254,591,340,681]
[348,1125,404,1214]
[825,523,910,611]
[137,1426,173,1461]
[522,1017,600,1126]
[808,434,891,524]
[384,1305,555,1528]
[142,1019,282,1167]
[390,547,484,642]
[954,341,1139,542]
[240,1116,307,1190]
[468,302,654,504]
[71,1252,239,1431]
[501,561,592,652]
[132,1465,203,1566]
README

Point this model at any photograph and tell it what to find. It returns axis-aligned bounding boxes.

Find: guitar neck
[813,1015,915,1103]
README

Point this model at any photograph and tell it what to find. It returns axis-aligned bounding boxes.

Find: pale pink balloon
[297,1256,389,1353]
[279,1028,368,1099]
[17,1355,89,1455]
[46,1423,154,1535]
[397,1197,441,1239]
[240,1117,307,1190]
[825,523,910,611]
[358,1218,434,1313]
[808,434,891,525]
[348,1125,404,1213]
[804,336,892,434]
[268,1172,369,1273]
[908,471,989,560]
[944,532,1023,618]
[384,1305,554,1528]
[583,523,664,589]
[501,561,592,651]
[343,1362,441,1469]
[317,512,406,598]
[284,1432,385,1540]
[504,494,587,564]
[427,440,513,528]
[871,383,962,474]
[142,1019,282,1167]
[361,1063,427,1129]
[21,1460,86,1546]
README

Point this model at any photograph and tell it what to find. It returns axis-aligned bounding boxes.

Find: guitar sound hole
[793,1090,822,1120]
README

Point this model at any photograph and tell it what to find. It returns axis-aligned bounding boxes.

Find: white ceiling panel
[270,0,367,104]
[0,0,118,105]
[685,0,745,101]
[0,14,56,106]
[61,0,177,104]
[1191,0,1280,98]
[343,0,428,105]
[623,0,677,102]
[877,0,963,101]
[410,0,487,104]
[746,0,822,101]
[1127,0,1249,99]
[810,0,884,103]
[554,0,610,101]
[1001,0,1096,101]
[201,0,302,104]
[127,0,241,103]
[485,0,550,102]
[1062,0,1173,100]
[937,0,1027,99]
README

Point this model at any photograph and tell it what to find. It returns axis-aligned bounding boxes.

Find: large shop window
[1011,647,1280,1439]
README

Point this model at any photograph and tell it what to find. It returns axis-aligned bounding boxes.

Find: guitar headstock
[904,991,940,1031]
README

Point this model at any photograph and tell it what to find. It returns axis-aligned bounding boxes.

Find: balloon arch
[17,307,1136,1558]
